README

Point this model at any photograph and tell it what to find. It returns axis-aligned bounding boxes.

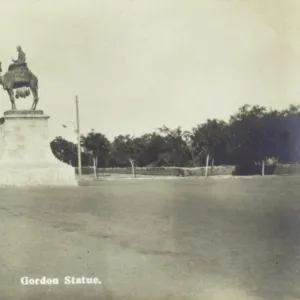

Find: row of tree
[50,104,300,176]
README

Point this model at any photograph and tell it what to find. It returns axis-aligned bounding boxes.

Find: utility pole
[75,96,82,178]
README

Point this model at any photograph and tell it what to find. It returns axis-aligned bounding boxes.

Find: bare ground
[0,177,300,299]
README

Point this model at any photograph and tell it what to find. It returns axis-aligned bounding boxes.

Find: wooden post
[129,158,136,178]
[93,156,98,179]
[205,154,210,178]
[262,160,265,176]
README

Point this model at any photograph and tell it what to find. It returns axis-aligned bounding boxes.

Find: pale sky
[0,0,299,141]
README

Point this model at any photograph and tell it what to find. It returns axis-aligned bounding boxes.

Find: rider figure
[9,46,26,70]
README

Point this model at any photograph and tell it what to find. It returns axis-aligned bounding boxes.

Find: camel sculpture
[0,61,39,110]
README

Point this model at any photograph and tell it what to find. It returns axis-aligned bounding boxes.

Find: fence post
[205,154,210,178]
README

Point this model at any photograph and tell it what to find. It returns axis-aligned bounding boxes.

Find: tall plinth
[0,110,77,187]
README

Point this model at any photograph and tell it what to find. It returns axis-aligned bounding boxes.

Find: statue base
[0,110,77,187]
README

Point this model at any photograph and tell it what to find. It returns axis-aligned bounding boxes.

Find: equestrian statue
[0,46,39,110]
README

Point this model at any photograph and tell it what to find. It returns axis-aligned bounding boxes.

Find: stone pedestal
[0,110,77,187]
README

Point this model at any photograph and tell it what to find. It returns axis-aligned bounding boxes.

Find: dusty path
[0,177,299,299]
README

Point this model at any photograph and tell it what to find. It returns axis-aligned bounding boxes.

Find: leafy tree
[183,130,199,166]
[81,130,111,178]
[228,105,284,175]
[141,133,169,167]
[191,119,229,173]
[279,111,300,163]
[50,136,77,166]
[156,126,191,167]
[109,135,145,177]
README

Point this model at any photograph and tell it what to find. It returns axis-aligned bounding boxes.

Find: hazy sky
[0,0,299,141]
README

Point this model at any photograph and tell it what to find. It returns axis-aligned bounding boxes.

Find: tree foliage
[51,104,300,174]
[50,136,77,166]
[81,130,111,168]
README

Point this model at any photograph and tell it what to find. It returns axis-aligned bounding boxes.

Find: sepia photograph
[0,0,299,299]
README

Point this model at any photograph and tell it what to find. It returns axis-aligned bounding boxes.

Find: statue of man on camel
[0,45,39,110]
[10,45,26,70]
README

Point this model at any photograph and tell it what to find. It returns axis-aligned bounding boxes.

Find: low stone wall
[77,166,235,177]
[76,164,300,177]
[273,164,300,175]
[188,166,235,176]
[233,164,275,176]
